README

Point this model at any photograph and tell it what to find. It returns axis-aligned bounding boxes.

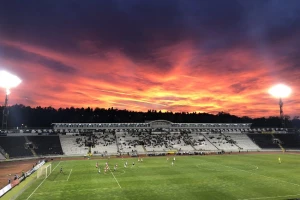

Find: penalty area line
[26,178,47,200]
[51,161,62,173]
[67,169,72,181]
[26,162,62,200]
[109,168,122,189]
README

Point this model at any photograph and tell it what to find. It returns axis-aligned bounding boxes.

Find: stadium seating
[222,133,261,151]
[0,136,33,158]
[189,132,218,151]
[0,153,5,160]
[26,136,63,155]
[204,132,239,152]
[246,134,280,149]
[116,130,145,154]
[1,130,298,158]
[273,134,300,149]
[143,131,191,152]
[92,131,118,155]
[59,135,88,155]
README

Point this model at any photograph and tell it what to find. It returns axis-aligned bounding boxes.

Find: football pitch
[16,153,300,200]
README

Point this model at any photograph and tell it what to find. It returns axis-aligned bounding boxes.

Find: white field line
[51,161,62,174]
[67,169,72,181]
[238,193,300,200]
[26,161,61,199]
[203,160,300,187]
[26,178,47,200]
[34,187,119,195]
[109,168,122,189]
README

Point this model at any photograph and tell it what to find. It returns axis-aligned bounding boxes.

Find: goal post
[37,164,52,179]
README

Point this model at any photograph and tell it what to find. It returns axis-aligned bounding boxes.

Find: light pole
[268,84,292,128]
[0,71,22,130]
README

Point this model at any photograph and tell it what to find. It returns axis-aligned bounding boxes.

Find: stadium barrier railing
[0,160,46,198]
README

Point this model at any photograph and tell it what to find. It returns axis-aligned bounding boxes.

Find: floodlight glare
[0,70,21,129]
[268,84,291,98]
[0,70,22,93]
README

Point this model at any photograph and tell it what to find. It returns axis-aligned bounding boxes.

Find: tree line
[0,104,299,129]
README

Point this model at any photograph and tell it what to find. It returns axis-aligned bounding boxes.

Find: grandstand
[116,130,145,154]
[92,130,117,155]
[27,136,63,156]
[273,134,300,150]
[0,136,33,158]
[189,132,218,151]
[0,135,63,158]
[0,121,298,158]
[222,131,261,151]
[59,135,88,155]
[1,120,300,199]
[247,134,281,149]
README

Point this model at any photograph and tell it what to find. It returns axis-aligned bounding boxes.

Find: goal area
[37,164,52,179]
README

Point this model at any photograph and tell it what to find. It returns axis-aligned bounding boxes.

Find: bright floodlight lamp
[268,84,292,128]
[0,71,22,130]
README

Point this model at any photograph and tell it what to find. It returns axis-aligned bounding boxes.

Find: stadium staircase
[202,134,220,150]
[0,145,7,159]
[271,134,285,152]
[278,143,285,152]
[114,131,120,153]
[221,133,242,150]
[24,136,37,157]
[142,145,147,153]
[187,137,197,150]
[191,145,197,151]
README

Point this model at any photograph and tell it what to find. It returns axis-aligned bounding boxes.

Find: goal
[37,164,52,179]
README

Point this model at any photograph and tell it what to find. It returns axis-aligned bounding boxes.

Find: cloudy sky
[0,0,299,117]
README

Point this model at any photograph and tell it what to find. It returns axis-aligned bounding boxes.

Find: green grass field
[14,153,300,200]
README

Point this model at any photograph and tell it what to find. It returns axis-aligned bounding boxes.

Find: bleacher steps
[0,145,8,159]
[142,145,147,153]
[221,133,242,150]
[24,136,37,157]
[114,131,120,153]
[202,134,220,150]
[272,134,285,152]
[278,144,285,152]
[191,145,197,151]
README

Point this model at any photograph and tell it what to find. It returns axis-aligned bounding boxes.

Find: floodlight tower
[268,84,292,128]
[0,71,22,130]
[2,89,9,130]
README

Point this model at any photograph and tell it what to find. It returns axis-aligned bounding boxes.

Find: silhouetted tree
[0,104,297,129]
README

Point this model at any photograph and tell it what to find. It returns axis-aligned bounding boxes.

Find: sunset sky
[0,0,299,118]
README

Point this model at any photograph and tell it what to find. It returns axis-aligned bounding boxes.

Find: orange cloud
[1,39,299,118]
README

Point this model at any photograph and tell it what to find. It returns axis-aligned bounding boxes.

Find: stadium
[1,120,300,200]
[2,1,300,200]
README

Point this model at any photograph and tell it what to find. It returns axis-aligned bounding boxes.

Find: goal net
[37,164,52,179]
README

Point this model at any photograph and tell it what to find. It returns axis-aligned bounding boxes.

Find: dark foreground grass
[15,153,300,200]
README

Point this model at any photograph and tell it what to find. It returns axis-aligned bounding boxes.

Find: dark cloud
[230,83,248,94]
[0,0,184,72]
[1,0,300,62]
[0,44,76,74]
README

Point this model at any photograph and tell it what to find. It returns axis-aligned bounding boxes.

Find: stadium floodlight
[0,70,22,129]
[268,84,291,99]
[268,84,292,128]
